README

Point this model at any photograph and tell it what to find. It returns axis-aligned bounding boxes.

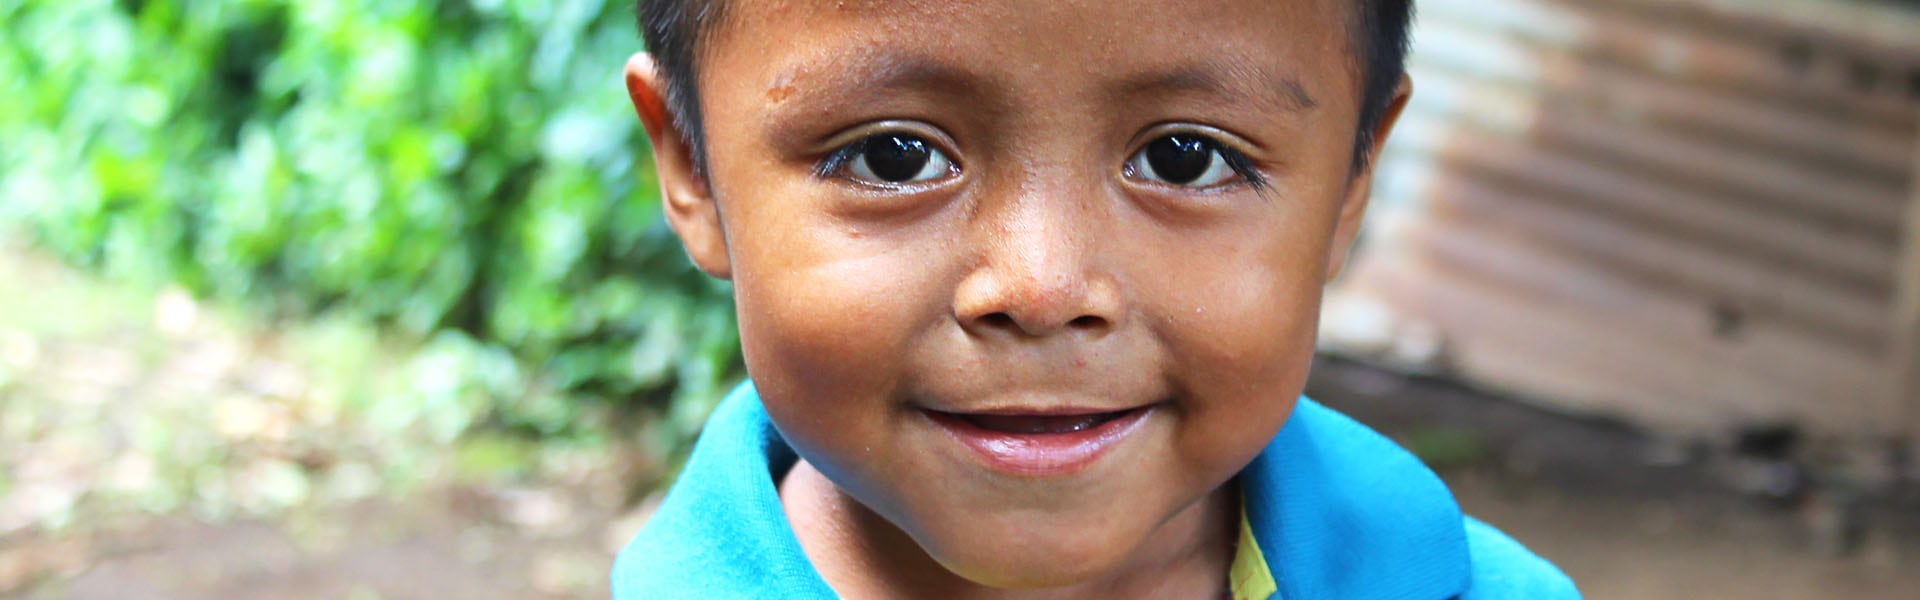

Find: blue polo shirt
[613,383,1579,598]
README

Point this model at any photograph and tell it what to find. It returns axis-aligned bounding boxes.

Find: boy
[613,0,1578,597]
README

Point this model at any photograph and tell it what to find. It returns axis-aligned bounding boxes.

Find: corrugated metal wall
[1336,0,1920,437]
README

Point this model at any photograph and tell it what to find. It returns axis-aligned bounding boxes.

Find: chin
[937,547,1124,590]
[916,512,1154,590]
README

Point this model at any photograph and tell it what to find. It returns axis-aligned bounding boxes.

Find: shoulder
[1460,516,1582,599]
[610,458,758,596]
[1241,398,1580,599]
[610,384,838,598]
[1244,399,1473,598]
[610,514,694,595]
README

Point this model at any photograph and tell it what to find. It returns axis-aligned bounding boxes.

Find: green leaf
[1,0,739,463]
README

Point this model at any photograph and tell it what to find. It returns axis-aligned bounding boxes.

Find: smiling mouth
[922,404,1157,476]
[939,409,1142,435]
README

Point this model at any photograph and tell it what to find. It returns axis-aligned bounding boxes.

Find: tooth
[960,411,1124,434]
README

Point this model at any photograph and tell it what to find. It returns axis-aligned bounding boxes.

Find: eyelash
[811,130,1268,190]
[812,135,948,179]
[1127,134,1269,191]
[1218,148,1266,188]
[813,141,868,179]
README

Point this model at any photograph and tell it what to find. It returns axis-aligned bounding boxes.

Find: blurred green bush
[0,0,740,448]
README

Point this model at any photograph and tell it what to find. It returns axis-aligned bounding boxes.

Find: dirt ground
[3,245,1916,599]
[6,488,626,600]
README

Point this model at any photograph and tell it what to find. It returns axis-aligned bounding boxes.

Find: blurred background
[0,0,1915,598]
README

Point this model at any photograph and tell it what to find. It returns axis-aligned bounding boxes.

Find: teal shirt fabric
[613,382,1580,599]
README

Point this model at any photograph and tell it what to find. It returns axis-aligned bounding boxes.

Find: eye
[826,133,956,186]
[1123,135,1247,188]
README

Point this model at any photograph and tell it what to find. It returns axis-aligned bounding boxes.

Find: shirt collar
[1242,399,1472,599]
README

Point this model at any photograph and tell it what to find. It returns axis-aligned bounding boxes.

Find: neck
[780,459,1238,599]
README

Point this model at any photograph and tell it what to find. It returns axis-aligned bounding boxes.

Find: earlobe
[625,52,732,280]
[1326,75,1413,283]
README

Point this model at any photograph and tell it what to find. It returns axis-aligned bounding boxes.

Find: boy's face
[630,0,1405,588]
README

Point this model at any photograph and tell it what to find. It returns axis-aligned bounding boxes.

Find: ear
[625,53,732,280]
[1326,75,1412,283]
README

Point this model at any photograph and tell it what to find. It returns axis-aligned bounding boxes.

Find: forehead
[713,0,1352,48]
[699,0,1358,111]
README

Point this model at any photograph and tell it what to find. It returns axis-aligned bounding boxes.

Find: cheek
[1164,208,1330,372]
[724,205,956,459]
[735,253,922,391]
[1183,256,1324,391]
[1146,206,1334,458]
[715,168,917,391]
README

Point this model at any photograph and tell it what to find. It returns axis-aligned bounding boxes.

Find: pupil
[1145,136,1212,184]
[863,135,931,182]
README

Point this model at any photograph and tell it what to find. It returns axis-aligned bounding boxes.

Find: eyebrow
[1115,57,1320,115]
[763,50,992,116]
[760,49,1318,134]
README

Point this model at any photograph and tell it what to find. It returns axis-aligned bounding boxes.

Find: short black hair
[637,0,1413,173]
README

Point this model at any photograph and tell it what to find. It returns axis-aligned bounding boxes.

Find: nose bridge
[954,172,1116,337]
[992,181,1088,288]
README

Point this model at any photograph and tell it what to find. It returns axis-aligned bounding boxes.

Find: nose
[952,193,1121,339]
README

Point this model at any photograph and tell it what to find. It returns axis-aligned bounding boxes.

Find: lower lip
[924,407,1152,477]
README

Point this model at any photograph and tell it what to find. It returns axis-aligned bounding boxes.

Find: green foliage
[0,0,741,447]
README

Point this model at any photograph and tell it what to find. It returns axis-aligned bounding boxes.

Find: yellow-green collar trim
[1230,499,1278,600]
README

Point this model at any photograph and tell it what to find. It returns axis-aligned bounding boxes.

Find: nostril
[1068,315,1106,330]
[979,312,1017,329]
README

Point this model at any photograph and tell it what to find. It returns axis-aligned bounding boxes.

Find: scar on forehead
[763,63,811,105]
[763,51,989,111]
[767,80,798,103]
